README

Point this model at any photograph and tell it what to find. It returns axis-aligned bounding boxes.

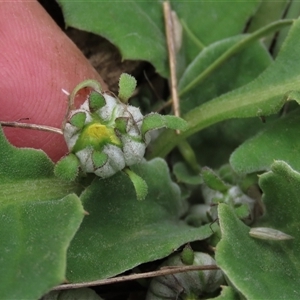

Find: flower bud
[63,90,145,178]
[57,74,188,200]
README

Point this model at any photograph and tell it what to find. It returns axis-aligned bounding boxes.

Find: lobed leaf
[66,158,216,282]
[216,160,300,299]
[0,127,84,299]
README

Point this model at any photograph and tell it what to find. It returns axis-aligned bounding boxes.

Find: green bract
[56,74,188,200]
[63,90,149,178]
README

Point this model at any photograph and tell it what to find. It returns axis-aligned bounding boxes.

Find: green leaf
[234,203,251,220]
[173,162,202,185]
[177,140,201,173]
[230,108,300,174]
[177,21,287,166]
[216,161,300,299]
[0,130,53,180]
[273,1,300,56]
[259,160,300,231]
[180,244,194,265]
[67,158,215,282]
[142,113,188,137]
[247,1,289,48]
[163,115,189,131]
[115,117,128,134]
[0,194,84,300]
[69,112,86,128]
[55,154,80,181]
[92,151,108,168]
[187,117,269,168]
[177,25,278,166]
[68,80,103,108]
[179,36,273,114]
[89,91,106,112]
[202,167,229,193]
[123,167,148,201]
[0,127,84,299]
[118,73,137,103]
[178,19,291,113]
[148,18,300,159]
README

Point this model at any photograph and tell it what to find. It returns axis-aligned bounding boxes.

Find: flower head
[55,74,188,200]
[63,91,148,178]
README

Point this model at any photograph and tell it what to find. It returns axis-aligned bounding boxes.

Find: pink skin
[0,1,107,162]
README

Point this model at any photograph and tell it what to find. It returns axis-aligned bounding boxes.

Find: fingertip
[0,1,107,162]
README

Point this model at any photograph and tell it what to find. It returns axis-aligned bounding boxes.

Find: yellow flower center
[86,123,121,146]
[73,122,122,152]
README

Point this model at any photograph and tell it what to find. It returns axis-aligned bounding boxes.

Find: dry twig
[53,264,219,291]
[163,1,181,133]
[0,121,63,135]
